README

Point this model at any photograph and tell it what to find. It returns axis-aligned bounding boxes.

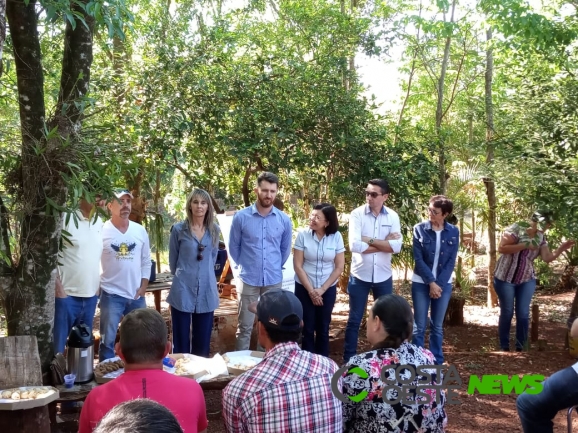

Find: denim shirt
[412,220,459,287]
[167,221,220,313]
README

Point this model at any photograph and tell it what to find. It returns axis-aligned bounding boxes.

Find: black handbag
[50,353,67,386]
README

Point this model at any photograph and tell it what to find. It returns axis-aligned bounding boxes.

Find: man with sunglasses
[99,189,152,362]
[343,179,402,363]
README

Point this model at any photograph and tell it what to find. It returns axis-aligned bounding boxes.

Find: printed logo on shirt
[111,242,136,260]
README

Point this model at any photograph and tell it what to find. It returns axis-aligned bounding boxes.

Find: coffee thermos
[67,323,94,383]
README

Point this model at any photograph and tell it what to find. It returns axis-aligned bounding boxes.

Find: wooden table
[48,381,99,424]
[147,273,173,313]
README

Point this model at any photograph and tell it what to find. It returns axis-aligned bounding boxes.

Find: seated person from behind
[79,308,207,433]
[222,288,343,432]
[93,399,183,433]
[342,294,447,432]
[516,317,578,433]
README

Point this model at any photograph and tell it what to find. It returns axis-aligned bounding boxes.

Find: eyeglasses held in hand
[365,191,383,198]
[197,244,205,261]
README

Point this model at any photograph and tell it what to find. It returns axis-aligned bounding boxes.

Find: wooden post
[531,303,539,342]
[0,336,50,433]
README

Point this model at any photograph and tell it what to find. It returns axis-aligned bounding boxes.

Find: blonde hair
[185,189,219,247]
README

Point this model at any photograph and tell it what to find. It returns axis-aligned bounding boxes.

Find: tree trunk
[3,0,95,370]
[126,169,146,224]
[435,0,456,195]
[445,296,465,326]
[471,210,476,268]
[154,169,162,272]
[555,265,577,293]
[484,28,498,308]
[242,164,252,207]
[569,279,578,323]
[0,0,6,77]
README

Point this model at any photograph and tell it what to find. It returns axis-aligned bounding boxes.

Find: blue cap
[250,289,303,332]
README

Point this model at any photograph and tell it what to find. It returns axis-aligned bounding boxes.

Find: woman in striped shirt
[494,210,575,351]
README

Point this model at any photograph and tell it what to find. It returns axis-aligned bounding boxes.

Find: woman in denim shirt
[411,195,459,365]
[168,189,220,357]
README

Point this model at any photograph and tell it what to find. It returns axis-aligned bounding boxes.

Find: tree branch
[165,154,222,213]
[56,0,95,126]
[0,0,6,77]
[441,37,467,121]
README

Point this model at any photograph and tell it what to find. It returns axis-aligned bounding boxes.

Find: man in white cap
[99,189,152,361]
[222,288,342,432]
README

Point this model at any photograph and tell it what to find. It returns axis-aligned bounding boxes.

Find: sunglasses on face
[365,191,383,199]
[197,244,205,261]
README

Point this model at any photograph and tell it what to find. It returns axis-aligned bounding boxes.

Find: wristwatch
[369,238,375,245]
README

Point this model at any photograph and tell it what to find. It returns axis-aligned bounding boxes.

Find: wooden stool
[0,336,51,433]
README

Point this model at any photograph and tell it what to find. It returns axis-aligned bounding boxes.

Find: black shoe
[501,347,510,352]
[515,348,523,352]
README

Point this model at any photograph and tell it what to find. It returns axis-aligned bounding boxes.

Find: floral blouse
[342,341,447,432]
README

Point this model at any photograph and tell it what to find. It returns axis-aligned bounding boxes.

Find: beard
[257,196,273,208]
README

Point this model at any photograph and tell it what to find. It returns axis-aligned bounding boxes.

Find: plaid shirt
[222,342,343,432]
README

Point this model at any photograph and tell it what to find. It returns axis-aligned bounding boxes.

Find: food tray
[0,386,59,411]
[223,350,265,376]
[94,356,125,384]
[94,354,215,384]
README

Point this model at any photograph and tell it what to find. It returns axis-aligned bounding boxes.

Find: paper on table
[223,350,265,368]
[176,354,229,382]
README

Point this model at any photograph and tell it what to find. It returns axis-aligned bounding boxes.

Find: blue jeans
[344,276,393,362]
[517,366,578,433]
[494,277,536,350]
[171,307,214,357]
[411,282,452,365]
[54,295,98,354]
[294,282,337,357]
[98,291,146,361]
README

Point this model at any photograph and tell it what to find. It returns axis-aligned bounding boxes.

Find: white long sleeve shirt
[349,204,402,283]
[100,220,151,300]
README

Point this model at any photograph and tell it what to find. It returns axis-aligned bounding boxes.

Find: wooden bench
[0,336,51,433]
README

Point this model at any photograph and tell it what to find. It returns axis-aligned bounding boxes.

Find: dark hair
[368,179,390,195]
[429,195,453,216]
[257,172,279,187]
[531,210,554,225]
[313,203,339,235]
[445,214,458,225]
[119,309,167,364]
[94,399,183,433]
[261,318,302,345]
[371,294,414,350]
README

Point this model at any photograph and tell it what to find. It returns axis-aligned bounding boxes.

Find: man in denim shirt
[229,172,293,351]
